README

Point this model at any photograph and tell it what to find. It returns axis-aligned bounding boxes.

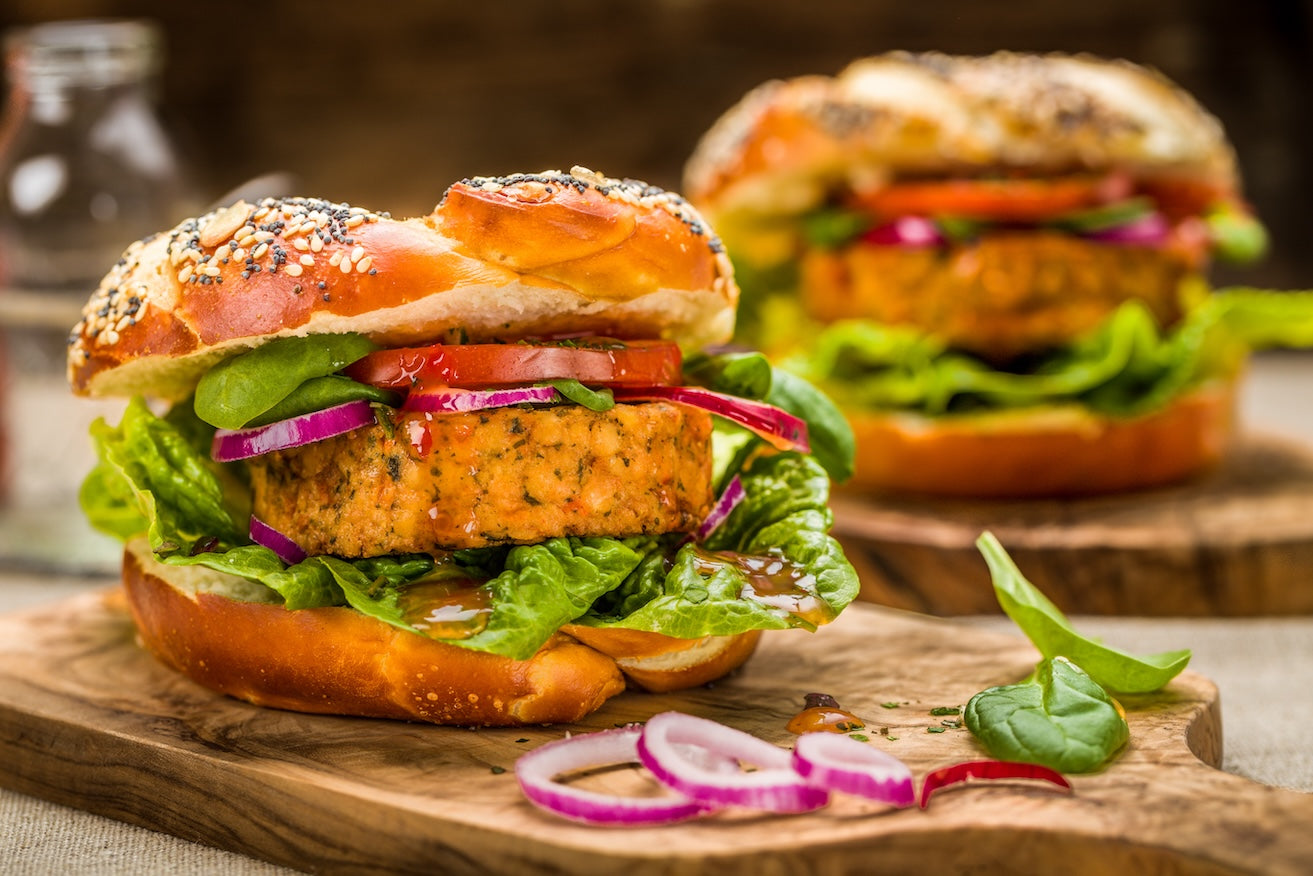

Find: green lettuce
[82,397,858,661]
[791,288,1313,419]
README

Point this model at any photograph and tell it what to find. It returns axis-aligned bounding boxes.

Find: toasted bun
[685,51,1239,219]
[561,625,762,693]
[122,539,760,725]
[842,380,1237,498]
[70,167,737,401]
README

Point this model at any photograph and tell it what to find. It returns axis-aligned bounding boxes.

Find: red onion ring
[792,732,915,808]
[612,387,810,454]
[1082,211,1170,246]
[211,400,375,462]
[515,727,717,826]
[249,514,307,565]
[402,385,560,413]
[862,216,946,247]
[635,712,829,813]
[694,475,745,542]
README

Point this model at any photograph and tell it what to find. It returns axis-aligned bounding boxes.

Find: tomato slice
[851,173,1133,222]
[345,339,683,389]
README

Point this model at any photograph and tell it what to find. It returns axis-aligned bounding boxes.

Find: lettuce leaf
[791,289,1313,419]
[575,452,858,637]
[81,398,858,660]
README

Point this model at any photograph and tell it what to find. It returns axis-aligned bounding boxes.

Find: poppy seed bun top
[69,167,738,401]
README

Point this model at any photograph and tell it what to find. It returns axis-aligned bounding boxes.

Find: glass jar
[0,18,192,570]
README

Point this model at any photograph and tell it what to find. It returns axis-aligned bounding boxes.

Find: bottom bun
[561,625,762,693]
[122,539,759,725]
[843,380,1237,498]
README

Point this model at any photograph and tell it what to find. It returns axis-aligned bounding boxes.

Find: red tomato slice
[851,173,1133,222]
[1135,178,1233,221]
[345,339,683,389]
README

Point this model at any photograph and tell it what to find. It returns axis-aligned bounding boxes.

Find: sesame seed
[252,243,270,260]
[232,247,246,260]
[177,265,194,283]
[355,256,372,273]
[351,245,365,262]
[300,254,315,266]
[238,234,258,249]
[328,251,343,267]
[253,231,275,243]
[202,265,221,277]
[339,257,352,274]
[285,263,303,277]
[345,215,364,228]
[310,236,324,252]
[293,238,310,251]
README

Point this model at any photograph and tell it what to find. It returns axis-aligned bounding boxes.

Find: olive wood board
[833,431,1313,617]
[2,590,1312,874]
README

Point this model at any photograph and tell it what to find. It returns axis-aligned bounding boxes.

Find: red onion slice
[636,712,829,813]
[791,732,915,808]
[211,400,375,462]
[515,727,718,826]
[694,475,745,542]
[249,514,307,565]
[1082,211,1170,246]
[862,216,946,247]
[402,385,560,413]
[612,387,810,454]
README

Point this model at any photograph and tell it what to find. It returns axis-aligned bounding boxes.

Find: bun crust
[122,540,760,725]
[685,51,1239,218]
[842,381,1236,498]
[70,167,737,401]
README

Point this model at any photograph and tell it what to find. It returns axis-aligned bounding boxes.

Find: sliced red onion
[694,475,745,542]
[636,712,829,813]
[862,216,946,247]
[249,514,307,565]
[791,732,915,808]
[918,760,1072,810]
[211,400,375,462]
[515,727,717,826]
[403,385,560,413]
[1082,211,1170,246]
[612,387,809,454]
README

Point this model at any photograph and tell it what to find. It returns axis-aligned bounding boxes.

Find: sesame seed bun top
[68,167,738,400]
[684,51,1241,219]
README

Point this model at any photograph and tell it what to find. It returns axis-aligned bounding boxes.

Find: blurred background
[0,0,1309,571]
[2,0,1311,289]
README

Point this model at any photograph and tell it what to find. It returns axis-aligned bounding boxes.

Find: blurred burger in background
[685,51,1313,498]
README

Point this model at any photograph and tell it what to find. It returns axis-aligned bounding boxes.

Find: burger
[69,166,858,726]
[684,51,1310,497]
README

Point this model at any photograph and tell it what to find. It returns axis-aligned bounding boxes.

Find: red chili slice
[345,339,683,389]
[918,760,1072,809]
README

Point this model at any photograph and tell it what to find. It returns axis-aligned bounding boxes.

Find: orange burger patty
[247,402,714,555]
[802,231,1190,361]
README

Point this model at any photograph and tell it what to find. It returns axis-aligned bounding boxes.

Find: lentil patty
[801,231,1190,361]
[248,402,714,555]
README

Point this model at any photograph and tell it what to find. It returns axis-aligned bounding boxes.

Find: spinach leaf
[248,375,398,427]
[194,333,378,429]
[684,350,855,483]
[977,532,1190,693]
[543,378,615,412]
[964,657,1130,773]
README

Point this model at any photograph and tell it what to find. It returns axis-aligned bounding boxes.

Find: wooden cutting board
[833,432,1313,616]
[1,589,1310,875]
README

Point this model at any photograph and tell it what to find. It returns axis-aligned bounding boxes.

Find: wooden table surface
[1,351,1311,874]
